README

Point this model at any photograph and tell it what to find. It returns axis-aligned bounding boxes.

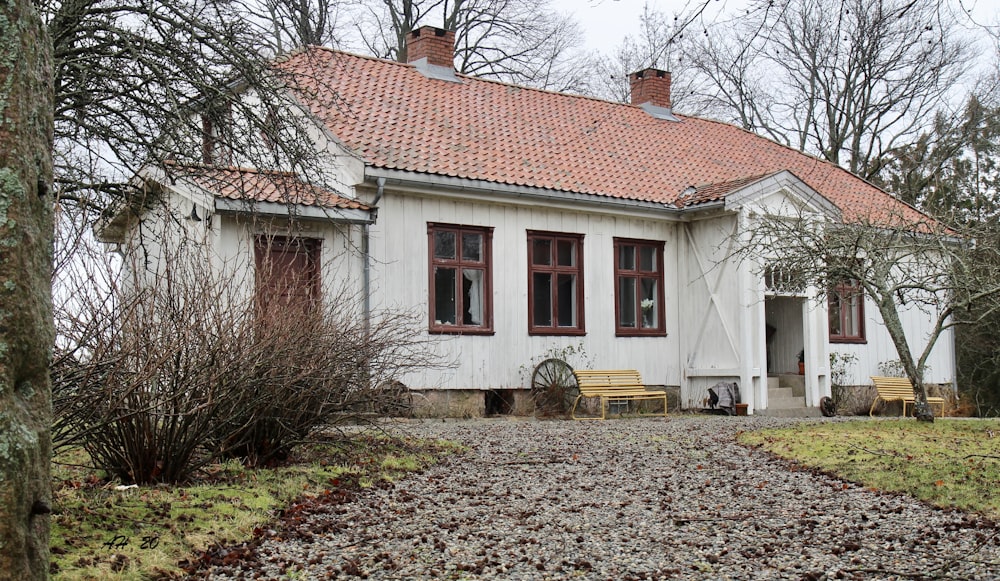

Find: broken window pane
[434,231,456,260]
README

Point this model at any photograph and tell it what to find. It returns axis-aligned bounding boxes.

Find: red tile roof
[277,48,925,224]
[676,173,779,208]
[164,162,369,211]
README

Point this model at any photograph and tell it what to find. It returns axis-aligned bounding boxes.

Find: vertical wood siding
[369,191,681,391]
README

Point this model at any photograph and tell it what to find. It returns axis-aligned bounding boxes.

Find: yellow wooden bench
[571,370,668,420]
[869,376,946,417]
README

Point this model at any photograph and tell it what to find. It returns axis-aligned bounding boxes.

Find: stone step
[777,374,806,397]
[768,395,808,410]
[756,406,823,418]
[768,386,795,399]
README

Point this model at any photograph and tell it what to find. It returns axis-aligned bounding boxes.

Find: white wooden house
[99,26,956,416]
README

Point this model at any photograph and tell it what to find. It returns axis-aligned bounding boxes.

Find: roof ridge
[292,46,657,112]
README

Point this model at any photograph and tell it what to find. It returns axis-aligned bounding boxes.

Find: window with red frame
[528,231,584,335]
[428,224,493,334]
[829,279,865,342]
[614,238,666,335]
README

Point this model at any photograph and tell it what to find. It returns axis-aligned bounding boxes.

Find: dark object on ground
[820,396,836,417]
[705,382,741,415]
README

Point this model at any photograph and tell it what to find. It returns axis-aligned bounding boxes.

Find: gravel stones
[204,416,1000,580]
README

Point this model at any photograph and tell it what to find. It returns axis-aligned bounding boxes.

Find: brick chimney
[406,26,456,68]
[629,68,671,109]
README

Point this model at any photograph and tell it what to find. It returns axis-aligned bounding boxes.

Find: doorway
[765,296,805,375]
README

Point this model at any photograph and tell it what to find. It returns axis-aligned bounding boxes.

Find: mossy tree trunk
[0,0,55,578]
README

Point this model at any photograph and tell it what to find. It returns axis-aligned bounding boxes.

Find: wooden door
[254,236,321,320]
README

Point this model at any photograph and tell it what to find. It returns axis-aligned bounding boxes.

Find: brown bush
[53,244,438,483]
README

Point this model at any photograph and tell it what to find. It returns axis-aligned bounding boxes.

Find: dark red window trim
[427,223,494,335]
[829,279,866,344]
[527,230,585,336]
[613,238,667,337]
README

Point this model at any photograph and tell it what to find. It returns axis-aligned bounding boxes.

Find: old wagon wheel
[531,358,578,416]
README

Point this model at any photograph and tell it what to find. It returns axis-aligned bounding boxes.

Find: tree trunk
[0,0,55,579]
[876,292,934,422]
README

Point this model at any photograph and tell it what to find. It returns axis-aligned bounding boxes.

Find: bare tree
[353,0,594,92]
[252,0,344,54]
[0,1,54,578]
[42,0,338,217]
[52,228,442,482]
[680,0,973,181]
[588,4,708,109]
[737,206,1000,421]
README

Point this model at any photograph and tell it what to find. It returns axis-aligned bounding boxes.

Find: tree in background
[587,3,722,110]
[679,0,972,181]
[255,0,343,54]
[0,0,54,578]
[353,0,594,92]
[880,94,1000,224]
[879,87,1000,414]
[43,0,335,220]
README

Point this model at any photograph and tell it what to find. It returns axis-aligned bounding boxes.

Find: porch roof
[163,162,370,212]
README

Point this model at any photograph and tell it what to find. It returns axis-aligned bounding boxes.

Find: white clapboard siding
[368,189,681,391]
[831,295,956,388]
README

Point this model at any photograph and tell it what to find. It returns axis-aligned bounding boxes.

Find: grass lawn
[49,432,456,580]
[739,419,1000,519]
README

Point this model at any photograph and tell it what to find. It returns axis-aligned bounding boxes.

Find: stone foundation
[409,386,682,418]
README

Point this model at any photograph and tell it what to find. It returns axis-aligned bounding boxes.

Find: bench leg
[869,397,881,417]
[571,394,582,420]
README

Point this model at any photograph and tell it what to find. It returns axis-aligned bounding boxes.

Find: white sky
[550,0,999,55]
[550,0,721,52]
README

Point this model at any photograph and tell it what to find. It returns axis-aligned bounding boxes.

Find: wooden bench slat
[870,376,946,417]
[570,369,668,420]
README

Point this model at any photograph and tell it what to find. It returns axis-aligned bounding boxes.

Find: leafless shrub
[53,238,439,482]
[831,385,878,416]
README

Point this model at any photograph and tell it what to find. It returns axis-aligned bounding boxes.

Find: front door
[254,235,321,322]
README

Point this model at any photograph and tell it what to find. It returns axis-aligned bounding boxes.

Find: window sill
[616,330,668,337]
[830,337,867,344]
[429,327,495,336]
[528,328,586,336]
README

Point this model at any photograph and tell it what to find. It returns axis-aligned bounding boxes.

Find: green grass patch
[739,419,1000,518]
[50,433,455,580]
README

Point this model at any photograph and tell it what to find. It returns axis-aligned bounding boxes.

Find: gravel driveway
[206,416,1000,580]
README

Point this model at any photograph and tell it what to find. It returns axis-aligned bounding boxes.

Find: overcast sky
[550,0,718,52]
[551,0,999,55]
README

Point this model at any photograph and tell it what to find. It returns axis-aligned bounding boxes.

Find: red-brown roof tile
[277,48,925,224]
[164,162,369,211]
[676,173,779,208]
